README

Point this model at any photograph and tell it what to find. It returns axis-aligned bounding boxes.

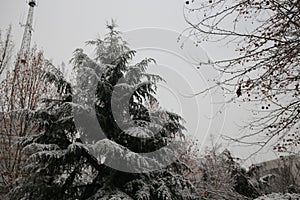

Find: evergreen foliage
[11,22,199,200]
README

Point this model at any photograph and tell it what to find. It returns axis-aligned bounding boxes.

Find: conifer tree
[11,22,199,200]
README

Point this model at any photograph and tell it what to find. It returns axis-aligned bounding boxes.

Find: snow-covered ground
[255,193,300,200]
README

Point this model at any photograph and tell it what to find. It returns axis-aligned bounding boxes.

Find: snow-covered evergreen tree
[10,21,199,200]
[177,138,260,199]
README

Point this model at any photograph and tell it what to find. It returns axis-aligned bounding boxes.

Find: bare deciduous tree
[184,0,300,154]
[0,46,61,190]
[0,25,13,77]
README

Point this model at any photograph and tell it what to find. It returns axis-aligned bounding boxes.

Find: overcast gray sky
[0,0,188,65]
[0,0,281,166]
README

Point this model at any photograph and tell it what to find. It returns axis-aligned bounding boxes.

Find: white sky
[0,0,281,166]
[1,0,188,65]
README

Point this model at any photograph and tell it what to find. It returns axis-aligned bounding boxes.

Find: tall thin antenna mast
[19,0,36,59]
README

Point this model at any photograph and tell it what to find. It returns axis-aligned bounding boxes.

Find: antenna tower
[19,0,37,59]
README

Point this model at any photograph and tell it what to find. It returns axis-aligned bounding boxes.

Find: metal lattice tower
[19,0,36,59]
